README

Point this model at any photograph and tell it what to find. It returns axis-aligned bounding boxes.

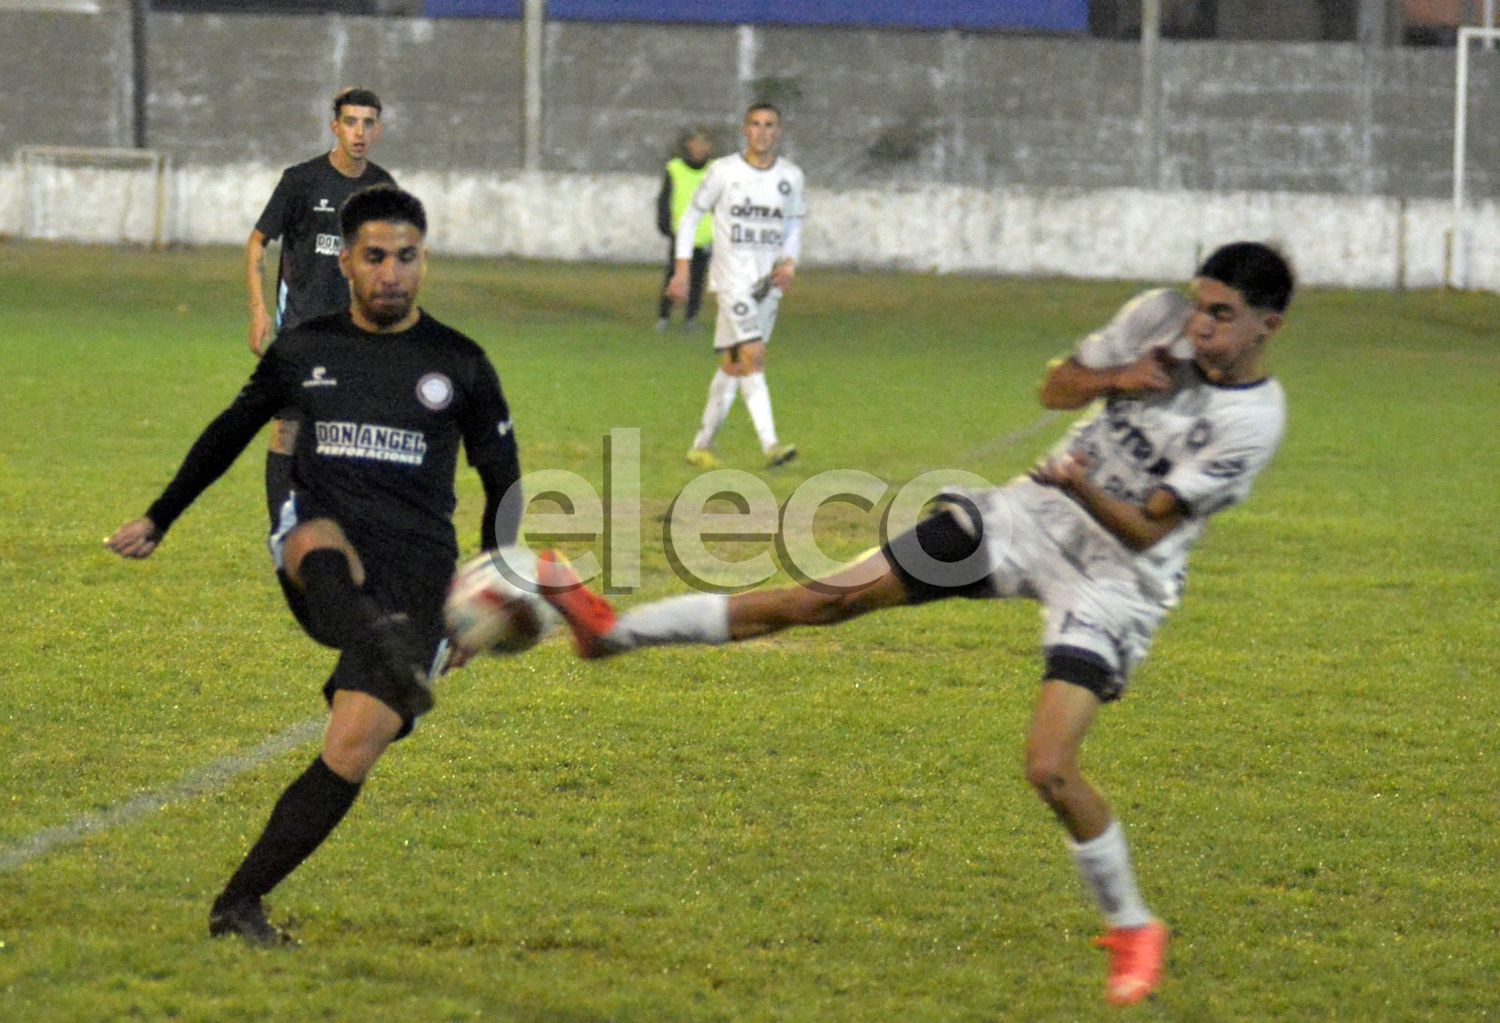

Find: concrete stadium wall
[4,7,1500,289]
[0,8,135,152]
[4,9,1498,197]
[5,157,1495,291]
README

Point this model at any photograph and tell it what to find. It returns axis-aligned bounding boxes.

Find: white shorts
[713,289,781,351]
[963,481,1167,692]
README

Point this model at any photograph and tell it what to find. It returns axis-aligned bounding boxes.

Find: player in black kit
[247,87,396,526]
[107,186,520,946]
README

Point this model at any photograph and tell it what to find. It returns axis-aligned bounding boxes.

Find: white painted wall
[5,160,1497,291]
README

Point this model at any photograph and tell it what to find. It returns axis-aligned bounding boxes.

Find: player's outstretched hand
[105,517,163,559]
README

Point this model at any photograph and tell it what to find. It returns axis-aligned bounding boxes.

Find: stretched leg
[689,344,750,464]
[209,691,401,946]
[729,341,794,466]
[1026,679,1167,1005]
[539,548,907,658]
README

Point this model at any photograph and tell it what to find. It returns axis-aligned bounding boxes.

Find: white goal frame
[1450,26,1500,289]
[18,145,170,248]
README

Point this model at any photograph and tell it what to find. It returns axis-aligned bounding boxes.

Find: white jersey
[1032,288,1287,607]
[677,153,807,298]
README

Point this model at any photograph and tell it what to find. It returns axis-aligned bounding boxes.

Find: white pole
[523,0,544,172]
[1484,0,1497,50]
[1452,28,1473,288]
[1140,0,1161,189]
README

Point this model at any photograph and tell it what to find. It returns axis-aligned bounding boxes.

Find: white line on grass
[952,409,1064,467]
[0,717,324,874]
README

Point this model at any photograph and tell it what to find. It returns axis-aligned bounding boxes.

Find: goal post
[1450,26,1500,289]
[18,145,170,248]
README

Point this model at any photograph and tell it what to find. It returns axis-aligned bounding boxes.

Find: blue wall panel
[424,1,1088,32]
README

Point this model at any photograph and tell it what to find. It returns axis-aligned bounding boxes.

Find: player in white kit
[667,103,806,469]
[544,241,1295,1006]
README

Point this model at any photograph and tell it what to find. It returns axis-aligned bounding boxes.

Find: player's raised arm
[1040,288,1191,409]
[1039,347,1176,410]
[104,353,287,558]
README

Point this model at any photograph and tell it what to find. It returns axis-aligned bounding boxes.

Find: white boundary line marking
[952,409,1065,467]
[0,717,324,875]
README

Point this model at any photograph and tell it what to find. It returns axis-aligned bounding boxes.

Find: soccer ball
[444,545,559,656]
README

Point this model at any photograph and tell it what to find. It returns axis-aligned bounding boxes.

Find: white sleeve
[788,167,808,219]
[675,162,723,261]
[780,215,803,262]
[1162,390,1286,518]
[674,205,706,261]
[1074,288,1192,370]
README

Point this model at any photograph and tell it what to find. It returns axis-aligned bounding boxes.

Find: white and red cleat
[537,550,620,659]
[1093,920,1169,1006]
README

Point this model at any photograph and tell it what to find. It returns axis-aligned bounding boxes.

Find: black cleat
[369,612,434,719]
[208,898,298,947]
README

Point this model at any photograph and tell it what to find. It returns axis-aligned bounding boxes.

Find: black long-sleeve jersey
[255,155,396,331]
[147,310,520,565]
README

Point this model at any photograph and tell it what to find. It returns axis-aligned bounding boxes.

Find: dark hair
[1197,242,1295,313]
[340,185,426,241]
[745,101,782,120]
[680,127,712,147]
[333,87,382,118]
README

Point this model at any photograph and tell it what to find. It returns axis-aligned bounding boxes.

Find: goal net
[1450,26,1500,289]
[18,146,170,247]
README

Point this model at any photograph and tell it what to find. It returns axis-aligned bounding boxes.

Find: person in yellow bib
[655,129,714,331]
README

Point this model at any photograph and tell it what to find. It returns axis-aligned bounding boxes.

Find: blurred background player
[246,87,396,526]
[546,241,1296,1006]
[108,186,522,946]
[655,128,714,332]
[668,103,805,470]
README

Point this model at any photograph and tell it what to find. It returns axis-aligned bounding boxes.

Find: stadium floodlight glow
[1450,26,1500,289]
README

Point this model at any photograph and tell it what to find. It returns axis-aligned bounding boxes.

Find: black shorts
[882,502,998,605]
[273,503,451,739]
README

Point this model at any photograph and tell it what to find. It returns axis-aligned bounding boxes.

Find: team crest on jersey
[778,180,791,194]
[1186,419,1212,451]
[314,198,336,212]
[416,372,454,411]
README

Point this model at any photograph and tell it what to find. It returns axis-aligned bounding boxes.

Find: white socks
[609,593,732,651]
[738,372,779,452]
[1068,820,1155,929]
[692,370,738,452]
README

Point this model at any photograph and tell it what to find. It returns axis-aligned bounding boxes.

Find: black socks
[297,548,382,650]
[265,451,294,528]
[212,757,361,913]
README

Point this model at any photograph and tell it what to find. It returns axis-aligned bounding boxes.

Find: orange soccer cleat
[1093,920,1169,1006]
[536,550,620,659]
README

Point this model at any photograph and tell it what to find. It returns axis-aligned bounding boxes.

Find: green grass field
[1,240,1497,1021]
